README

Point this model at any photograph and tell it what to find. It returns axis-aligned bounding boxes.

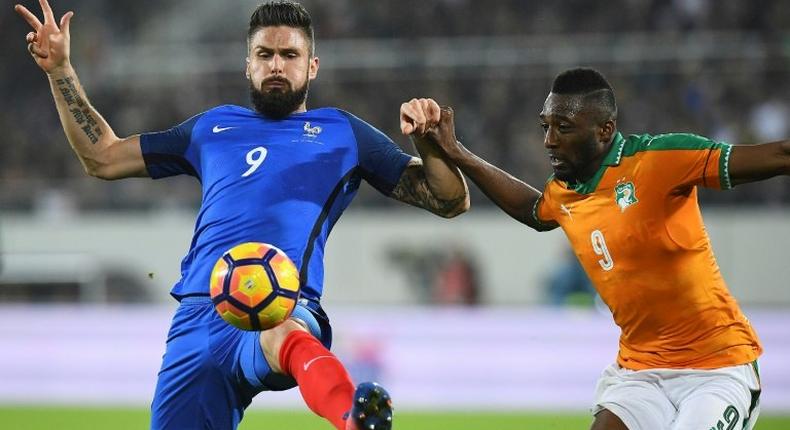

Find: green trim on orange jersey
[562,132,732,194]
[626,133,733,190]
[719,143,733,190]
[627,133,721,153]
[601,132,628,166]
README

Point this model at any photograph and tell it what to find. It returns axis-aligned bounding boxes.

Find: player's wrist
[45,61,74,78]
[410,134,443,156]
[445,140,470,163]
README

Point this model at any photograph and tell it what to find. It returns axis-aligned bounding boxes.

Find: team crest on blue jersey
[615,182,638,212]
[303,122,322,138]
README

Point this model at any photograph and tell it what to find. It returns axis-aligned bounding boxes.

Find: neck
[573,139,613,184]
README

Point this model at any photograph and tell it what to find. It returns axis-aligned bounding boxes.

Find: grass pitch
[0,407,788,429]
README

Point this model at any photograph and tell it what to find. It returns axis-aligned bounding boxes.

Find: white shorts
[592,362,761,430]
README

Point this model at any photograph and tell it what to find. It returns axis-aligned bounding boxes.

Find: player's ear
[308,56,319,81]
[599,119,616,144]
[245,57,251,81]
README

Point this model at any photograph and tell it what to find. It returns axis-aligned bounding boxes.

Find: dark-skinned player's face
[246,26,319,119]
[540,93,612,183]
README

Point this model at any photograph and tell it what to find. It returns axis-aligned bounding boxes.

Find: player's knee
[259,318,309,374]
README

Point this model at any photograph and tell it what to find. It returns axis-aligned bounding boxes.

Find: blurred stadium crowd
[3,0,790,213]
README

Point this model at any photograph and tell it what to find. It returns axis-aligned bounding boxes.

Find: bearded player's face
[540,93,611,183]
[246,26,319,119]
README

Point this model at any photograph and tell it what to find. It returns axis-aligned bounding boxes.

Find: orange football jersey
[535,132,762,370]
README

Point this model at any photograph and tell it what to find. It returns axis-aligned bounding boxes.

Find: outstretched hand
[400,98,441,136]
[15,0,74,73]
[400,98,463,157]
[423,106,463,159]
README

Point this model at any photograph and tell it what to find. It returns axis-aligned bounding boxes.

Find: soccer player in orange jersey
[429,68,789,430]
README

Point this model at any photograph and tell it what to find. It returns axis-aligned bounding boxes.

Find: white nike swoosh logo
[303,355,333,371]
[560,204,573,220]
[213,125,235,133]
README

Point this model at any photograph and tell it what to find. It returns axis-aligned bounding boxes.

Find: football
[209,242,300,331]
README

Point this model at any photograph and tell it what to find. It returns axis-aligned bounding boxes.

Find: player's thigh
[152,299,247,429]
[671,372,759,430]
[593,364,675,430]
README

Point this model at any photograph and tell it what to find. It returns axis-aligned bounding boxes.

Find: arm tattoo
[391,164,467,217]
[55,77,103,144]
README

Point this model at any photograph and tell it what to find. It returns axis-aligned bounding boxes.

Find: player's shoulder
[184,104,255,125]
[293,106,344,117]
[317,108,391,141]
[621,132,721,157]
[202,104,260,119]
[173,105,257,137]
[542,173,572,205]
[312,107,381,128]
[320,107,369,125]
[297,107,362,126]
[297,107,375,131]
[541,173,559,190]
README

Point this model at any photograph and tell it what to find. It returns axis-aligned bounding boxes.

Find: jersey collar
[564,132,626,194]
[601,132,627,167]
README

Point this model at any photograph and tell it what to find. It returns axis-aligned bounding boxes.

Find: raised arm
[391,99,470,218]
[15,1,146,180]
[424,107,549,231]
[729,140,790,186]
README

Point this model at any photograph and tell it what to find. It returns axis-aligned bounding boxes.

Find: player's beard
[554,137,600,183]
[250,77,309,120]
[552,166,574,183]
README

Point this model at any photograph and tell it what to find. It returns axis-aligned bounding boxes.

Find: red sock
[279,330,354,430]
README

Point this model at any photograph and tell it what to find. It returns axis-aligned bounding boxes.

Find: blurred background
[1,0,789,428]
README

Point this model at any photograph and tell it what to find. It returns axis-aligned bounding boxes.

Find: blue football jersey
[140,105,411,301]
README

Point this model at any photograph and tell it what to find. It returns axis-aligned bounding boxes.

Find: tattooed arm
[47,69,146,179]
[391,157,470,218]
[16,1,146,180]
[393,99,470,218]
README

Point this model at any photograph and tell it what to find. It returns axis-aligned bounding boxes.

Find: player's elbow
[781,140,790,175]
[452,195,472,217]
[83,138,133,180]
[82,153,120,181]
[86,165,119,181]
[438,180,471,218]
[437,194,471,219]
[81,157,105,179]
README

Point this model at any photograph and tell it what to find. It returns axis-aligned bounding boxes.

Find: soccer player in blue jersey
[16,1,470,429]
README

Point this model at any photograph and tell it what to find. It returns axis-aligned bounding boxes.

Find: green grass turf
[0,407,788,429]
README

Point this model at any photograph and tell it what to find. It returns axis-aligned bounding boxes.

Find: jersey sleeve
[139,113,203,179]
[338,111,412,195]
[531,183,560,232]
[643,134,733,190]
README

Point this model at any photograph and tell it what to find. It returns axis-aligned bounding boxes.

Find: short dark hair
[552,68,617,121]
[248,1,314,55]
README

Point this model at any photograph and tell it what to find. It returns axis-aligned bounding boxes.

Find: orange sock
[279,330,354,430]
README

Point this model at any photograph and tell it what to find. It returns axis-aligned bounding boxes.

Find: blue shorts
[150,296,332,430]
